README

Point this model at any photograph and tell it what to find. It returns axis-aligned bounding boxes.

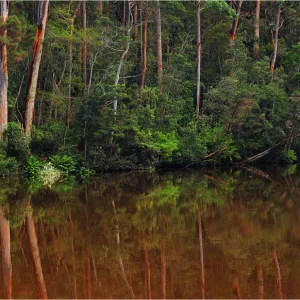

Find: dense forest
[0,0,300,181]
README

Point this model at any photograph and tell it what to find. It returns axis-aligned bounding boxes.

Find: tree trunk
[198,205,205,299]
[273,249,283,299]
[24,0,49,134]
[143,239,151,299]
[0,0,8,138]
[229,1,243,44]
[0,206,12,299]
[133,2,138,41]
[253,0,260,59]
[156,0,163,93]
[26,202,48,299]
[140,6,148,91]
[196,0,201,117]
[97,1,103,17]
[270,6,281,73]
[82,0,87,90]
[67,1,81,127]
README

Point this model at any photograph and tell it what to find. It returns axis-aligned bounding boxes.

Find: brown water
[0,167,300,299]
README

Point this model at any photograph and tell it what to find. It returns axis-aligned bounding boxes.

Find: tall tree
[0,206,12,299]
[0,0,8,138]
[82,0,87,90]
[156,0,163,93]
[24,0,50,134]
[196,0,201,117]
[253,0,260,59]
[140,4,148,91]
[229,0,243,44]
[270,5,282,73]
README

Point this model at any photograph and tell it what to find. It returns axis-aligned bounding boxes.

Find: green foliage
[39,162,62,187]
[5,122,30,160]
[280,150,297,165]
[0,154,19,176]
[50,154,76,176]
[25,155,42,178]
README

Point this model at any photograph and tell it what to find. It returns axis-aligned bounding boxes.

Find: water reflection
[0,167,300,298]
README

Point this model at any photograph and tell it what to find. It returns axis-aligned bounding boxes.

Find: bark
[229,1,243,44]
[97,1,103,17]
[196,0,201,117]
[86,252,92,299]
[270,6,282,73]
[133,2,138,41]
[114,0,132,113]
[0,206,12,299]
[24,0,49,134]
[26,202,48,299]
[253,0,260,59]
[140,6,148,91]
[257,265,264,299]
[156,0,163,93]
[198,205,205,299]
[69,213,77,299]
[67,1,81,128]
[0,0,8,138]
[82,0,87,90]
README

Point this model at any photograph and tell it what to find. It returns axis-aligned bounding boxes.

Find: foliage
[50,154,77,176]
[39,162,62,187]
[280,149,297,165]
[25,155,42,178]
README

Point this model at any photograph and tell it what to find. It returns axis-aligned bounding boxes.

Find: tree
[24,0,50,134]
[140,4,148,91]
[196,0,201,117]
[0,0,8,138]
[253,0,260,59]
[156,0,163,93]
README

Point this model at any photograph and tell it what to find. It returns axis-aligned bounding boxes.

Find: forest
[0,0,299,183]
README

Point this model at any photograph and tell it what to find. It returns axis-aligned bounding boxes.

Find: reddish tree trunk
[156,0,163,93]
[273,249,283,299]
[26,203,48,299]
[143,240,151,299]
[257,265,264,299]
[270,6,281,73]
[0,206,12,299]
[140,6,148,91]
[196,0,201,117]
[229,1,243,43]
[82,0,87,90]
[253,0,260,58]
[160,244,166,299]
[24,0,49,134]
[0,0,8,138]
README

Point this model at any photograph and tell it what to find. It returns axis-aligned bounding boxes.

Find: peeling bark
[0,0,9,138]
[0,206,12,299]
[24,0,50,134]
[26,202,48,299]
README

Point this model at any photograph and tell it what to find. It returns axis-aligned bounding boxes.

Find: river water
[0,166,299,298]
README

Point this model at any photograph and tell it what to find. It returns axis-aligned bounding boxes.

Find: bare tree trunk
[0,0,8,138]
[198,205,205,299]
[229,1,243,44]
[156,0,163,93]
[24,0,50,134]
[26,202,48,299]
[133,2,138,41]
[140,6,148,91]
[196,0,201,117]
[257,265,264,299]
[97,1,103,17]
[270,6,282,73]
[67,1,81,128]
[0,206,12,299]
[69,213,77,299]
[253,0,260,59]
[82,0,87,90]
[114,0,132,113]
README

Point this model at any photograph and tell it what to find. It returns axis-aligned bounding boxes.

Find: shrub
[25,155,42,178]
[79,167,96,181]
[280,149,297,165]
[50,154,76,176]
[0,155,20,176]
[5,122,30,160]
[39,163,62,187]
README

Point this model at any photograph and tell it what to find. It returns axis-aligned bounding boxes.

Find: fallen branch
[202,147,227,160]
